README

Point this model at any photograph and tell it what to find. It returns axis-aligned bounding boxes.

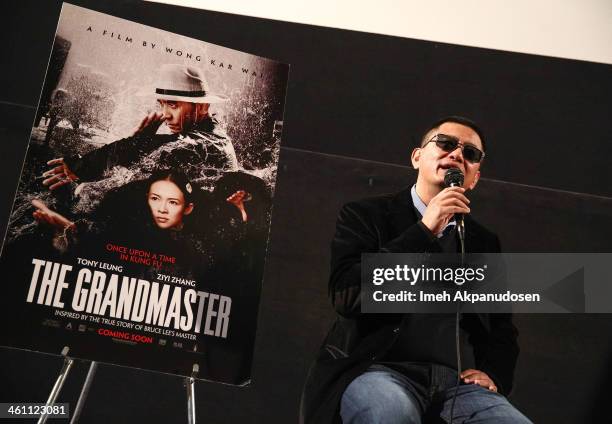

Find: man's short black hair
[420,116,486,152]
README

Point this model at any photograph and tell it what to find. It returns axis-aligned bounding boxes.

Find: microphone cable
[449,218,465,424]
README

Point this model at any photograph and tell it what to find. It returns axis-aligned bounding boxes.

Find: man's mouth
[438,163,463,173]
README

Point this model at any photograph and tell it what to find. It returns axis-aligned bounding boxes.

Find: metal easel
[185,364,200,424]
[37,346,73,424]
[37,346,200,423]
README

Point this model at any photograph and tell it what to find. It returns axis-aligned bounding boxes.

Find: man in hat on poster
[42,63,238,190]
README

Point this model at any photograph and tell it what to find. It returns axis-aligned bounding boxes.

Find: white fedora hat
[155,64,228,104]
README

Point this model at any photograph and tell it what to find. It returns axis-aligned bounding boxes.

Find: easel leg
[70,361,98,424]
[186,376,196,424]
[38,347,73,424]
[185,364,199,424]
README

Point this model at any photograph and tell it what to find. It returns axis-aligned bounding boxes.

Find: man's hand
[420,187,470,235]
[130,111,165,137]
[461,369,498,392]
[226,190,251,222]
[42,158,79,190]
[32,199,75,232]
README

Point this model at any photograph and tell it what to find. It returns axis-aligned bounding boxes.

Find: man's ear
[184,203,194,215]
[410,148,421,170]
[468,170,480,190]
[196,103,210,119]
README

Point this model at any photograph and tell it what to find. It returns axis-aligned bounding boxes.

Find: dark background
[1,0,612,422]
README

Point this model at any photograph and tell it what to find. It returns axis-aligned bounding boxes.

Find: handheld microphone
[443,168,466,424]
[443,168,466,241]
[443,167,464,188]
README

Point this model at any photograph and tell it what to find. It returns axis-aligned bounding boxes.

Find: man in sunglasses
[301,116,531,424]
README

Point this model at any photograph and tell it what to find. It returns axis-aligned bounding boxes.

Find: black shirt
[381,213,476,370]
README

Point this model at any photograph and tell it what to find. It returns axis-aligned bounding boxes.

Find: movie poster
[0,3,288,385]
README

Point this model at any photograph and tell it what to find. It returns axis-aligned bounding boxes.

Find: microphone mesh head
[444,168,464,187]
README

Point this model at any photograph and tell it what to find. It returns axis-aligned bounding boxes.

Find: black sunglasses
[424,134,485,164]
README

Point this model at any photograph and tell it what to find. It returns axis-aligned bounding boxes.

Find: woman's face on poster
[147,180,194,229]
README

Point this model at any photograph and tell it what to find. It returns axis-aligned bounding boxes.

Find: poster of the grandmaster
[0,2,289,385]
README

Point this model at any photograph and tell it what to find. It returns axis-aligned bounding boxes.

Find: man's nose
[160,105,172,119]
[448,145,464,163]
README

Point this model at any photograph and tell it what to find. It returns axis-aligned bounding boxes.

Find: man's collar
[410,185,428,217]
[182,116,215,135]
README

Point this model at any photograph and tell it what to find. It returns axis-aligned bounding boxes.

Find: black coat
[300,187,519,424]
[65,117,235,183]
